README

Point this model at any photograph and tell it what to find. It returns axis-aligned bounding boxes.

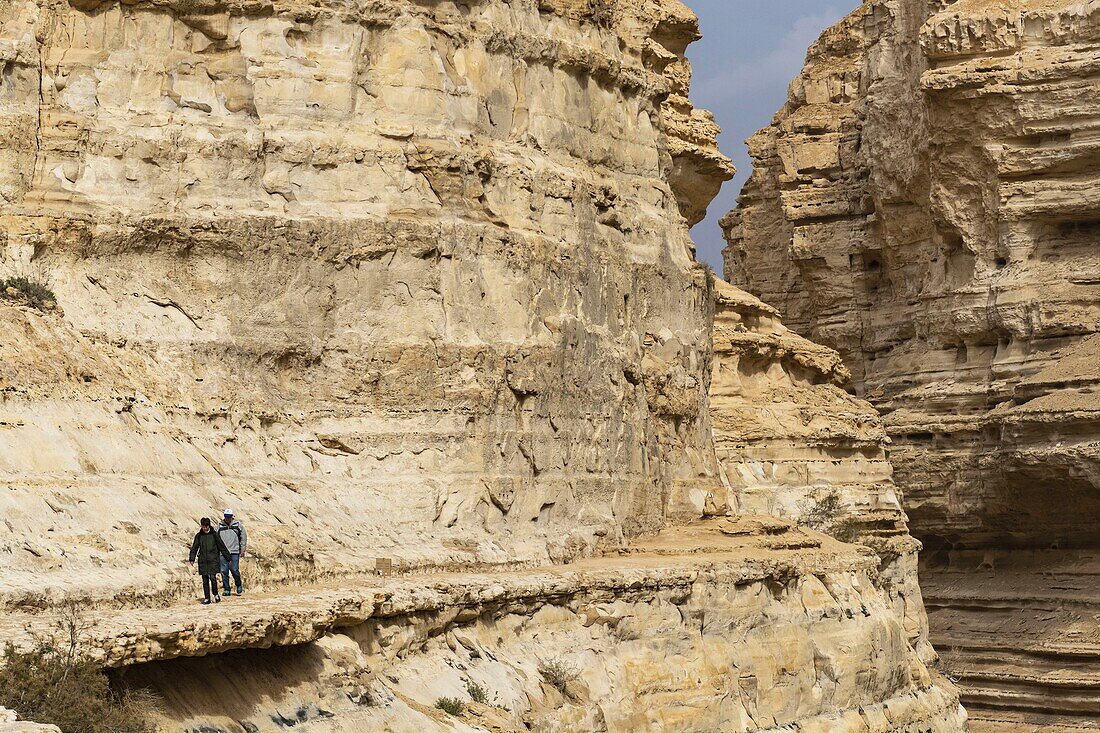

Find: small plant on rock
[589,0,615,28]
[434,697,464,716]
[0,276,56,311]
[835,518,862,543]
[465,680,488,704]
[804,490,844,531]
[936,646,965,684]
[0,604,156,733]
[538,657,579,695]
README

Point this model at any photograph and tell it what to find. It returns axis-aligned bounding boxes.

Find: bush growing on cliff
[803,491,866,543]
[538,657,579,695]
[804,490,844,530]
[936,646,965,684]
[0,644,156,733]
[434,697,464,716]
[0,276,56,311]
[465,681,488,705]
[589,0,615,28]
[0,605,156,733]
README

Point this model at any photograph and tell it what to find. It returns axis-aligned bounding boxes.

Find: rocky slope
[0,523,964,732]
[723,0,1100,730]
[0,0,962,730]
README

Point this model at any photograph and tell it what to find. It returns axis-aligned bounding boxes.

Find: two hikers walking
[188,509,248,605]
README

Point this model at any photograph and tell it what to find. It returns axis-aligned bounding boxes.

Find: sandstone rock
[724,1,1100,729]
[2,525,964,732]
[0,0,728,609]
[716,515,792,536]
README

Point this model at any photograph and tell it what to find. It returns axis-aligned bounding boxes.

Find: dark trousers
[202,574,220,600]
[220,553,242,592]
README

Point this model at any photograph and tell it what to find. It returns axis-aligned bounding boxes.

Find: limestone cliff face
[0,0,732,606]
[2,526,967,733]
[724,1,1100,729]
[0,0,966,731]
[709,277,933,663]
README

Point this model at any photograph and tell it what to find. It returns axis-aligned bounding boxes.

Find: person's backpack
[221,521,243,551]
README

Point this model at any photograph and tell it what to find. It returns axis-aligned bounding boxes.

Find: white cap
[223,508,234,516]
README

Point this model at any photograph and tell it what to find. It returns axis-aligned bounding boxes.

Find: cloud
[693,8,849,110]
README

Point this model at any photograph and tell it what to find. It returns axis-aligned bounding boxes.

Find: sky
[685,1,858,271]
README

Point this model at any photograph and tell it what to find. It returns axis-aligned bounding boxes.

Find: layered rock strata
[0,0,730,607]
[0,0,961,730]
[723,0,1100,729]
[709,277,932,662]
[4,524,965,732]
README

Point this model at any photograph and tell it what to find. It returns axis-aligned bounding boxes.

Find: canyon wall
[0,0,733,607]
[724,0,1100,730]
[709,277,932,663]
[1,524,966,732]
[0,0,964,730]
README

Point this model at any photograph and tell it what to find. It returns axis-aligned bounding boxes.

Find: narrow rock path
[0,521,861,668]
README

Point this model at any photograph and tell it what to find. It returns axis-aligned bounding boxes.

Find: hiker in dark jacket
[189,517,231,604]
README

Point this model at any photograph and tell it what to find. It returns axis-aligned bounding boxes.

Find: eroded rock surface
[3,524,965,732]
[0,0,960,730]
[709,277,933,663]
[0,709,60,733]
[724,1,1100,729]
[0,0,730,607]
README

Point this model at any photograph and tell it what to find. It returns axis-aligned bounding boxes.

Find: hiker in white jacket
[216,508,248,596]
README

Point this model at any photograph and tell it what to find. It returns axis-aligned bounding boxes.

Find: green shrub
[538,657,579,695]
[465,680,488,704]
[434,696,464,716]
[0,276,56,310]
[0,643,155,733]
